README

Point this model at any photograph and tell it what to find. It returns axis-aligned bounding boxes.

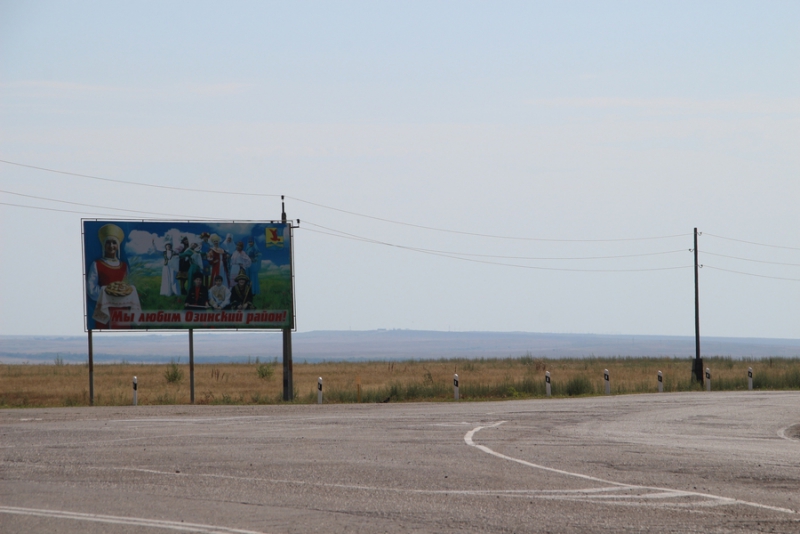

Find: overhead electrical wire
[704,232,800,252]
[303,221,689,261]
[7,158,800,281]
[0,158,280,198]
[0,200,146,218]
[701,250,800,267]
[288,195,690,242]
[703,265,800,282]
[6,161,800,285]
[1,158,690,243]
[0,189,227,220]
[301,225,692,273]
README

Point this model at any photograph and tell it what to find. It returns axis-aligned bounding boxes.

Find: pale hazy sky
[1,1,799,338]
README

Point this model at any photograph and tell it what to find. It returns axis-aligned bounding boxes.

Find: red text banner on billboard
[82,220,294,331]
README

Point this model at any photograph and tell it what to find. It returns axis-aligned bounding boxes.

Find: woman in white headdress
[88,224,129,302]
[222,233,236,272]
[87,223,141,329]
[153,236,179,296]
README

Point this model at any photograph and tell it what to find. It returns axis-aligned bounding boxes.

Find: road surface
[2,391,799,532]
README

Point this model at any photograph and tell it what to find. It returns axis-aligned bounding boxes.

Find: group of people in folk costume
[87,224,266,329]
[154,232,263,302]
[184,271,256,310]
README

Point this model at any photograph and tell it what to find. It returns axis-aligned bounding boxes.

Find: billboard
[83,220,293,331]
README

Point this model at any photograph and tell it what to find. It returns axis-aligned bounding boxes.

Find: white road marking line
[3,427,324,449]
[0,506,267,534]
[84,466,627,496]
[777,425,798,441]
[108,414,381,424]
[465,422,798,515]
[3,435,187,449]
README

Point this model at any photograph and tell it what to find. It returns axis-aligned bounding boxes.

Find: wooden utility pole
[281,196,294,401]
[693,228,703,383]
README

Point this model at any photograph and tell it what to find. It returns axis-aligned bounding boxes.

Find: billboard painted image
[83,220,293,331]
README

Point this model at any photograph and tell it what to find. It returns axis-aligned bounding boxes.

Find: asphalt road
[2,391,799,533]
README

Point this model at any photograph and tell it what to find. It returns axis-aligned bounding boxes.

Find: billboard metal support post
[88,329,94,406]
[189,329,195,404]
[282,328,293,401]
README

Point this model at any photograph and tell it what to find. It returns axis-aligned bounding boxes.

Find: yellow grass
[1,356,799,408]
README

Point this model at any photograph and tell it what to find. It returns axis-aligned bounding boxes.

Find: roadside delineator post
[604,369,610,395]
[545,372,551,398]
[657,371,663,393]
[453,373,459,401]
[748,367,753,391]
[133,376,138,406]
[705,368,711,392]
[356,375,362,403]
[317,377,323,404]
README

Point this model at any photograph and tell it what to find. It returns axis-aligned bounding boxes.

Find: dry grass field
[2,356,800,408]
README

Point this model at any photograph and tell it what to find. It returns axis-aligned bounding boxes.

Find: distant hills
[2,330,800,364]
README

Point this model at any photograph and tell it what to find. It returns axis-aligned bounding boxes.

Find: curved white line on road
[777,425,799,441]
[465,422,629,487]
[0,506,267,534]
[465,422,798,516]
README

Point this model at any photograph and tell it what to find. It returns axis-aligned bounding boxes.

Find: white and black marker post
[545,371,551,397]
[317,377,323,404]
[453,373,459,401]
[657,370,663,393]
[705,367,711,392]
[133,376,138,406]
[604,369,610,395]
[748,367,753,390]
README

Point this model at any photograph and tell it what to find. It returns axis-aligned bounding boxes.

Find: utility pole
[693,228,703,383]
[281,196,294,401]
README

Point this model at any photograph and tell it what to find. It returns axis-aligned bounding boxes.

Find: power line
[0,158,280,198]
[702,250,800,267]
[289,195,689,242]
[301,225,692,273]
[704,232,800,252]
[703,265,800,282]
[0,189,226,220]
[1,158,690,243]
[0,200,149,218]
[303,221,690,261]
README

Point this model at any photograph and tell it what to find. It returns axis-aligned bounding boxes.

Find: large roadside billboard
[83,220,294,331]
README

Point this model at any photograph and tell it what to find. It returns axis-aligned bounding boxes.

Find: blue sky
[1,1,799,337]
